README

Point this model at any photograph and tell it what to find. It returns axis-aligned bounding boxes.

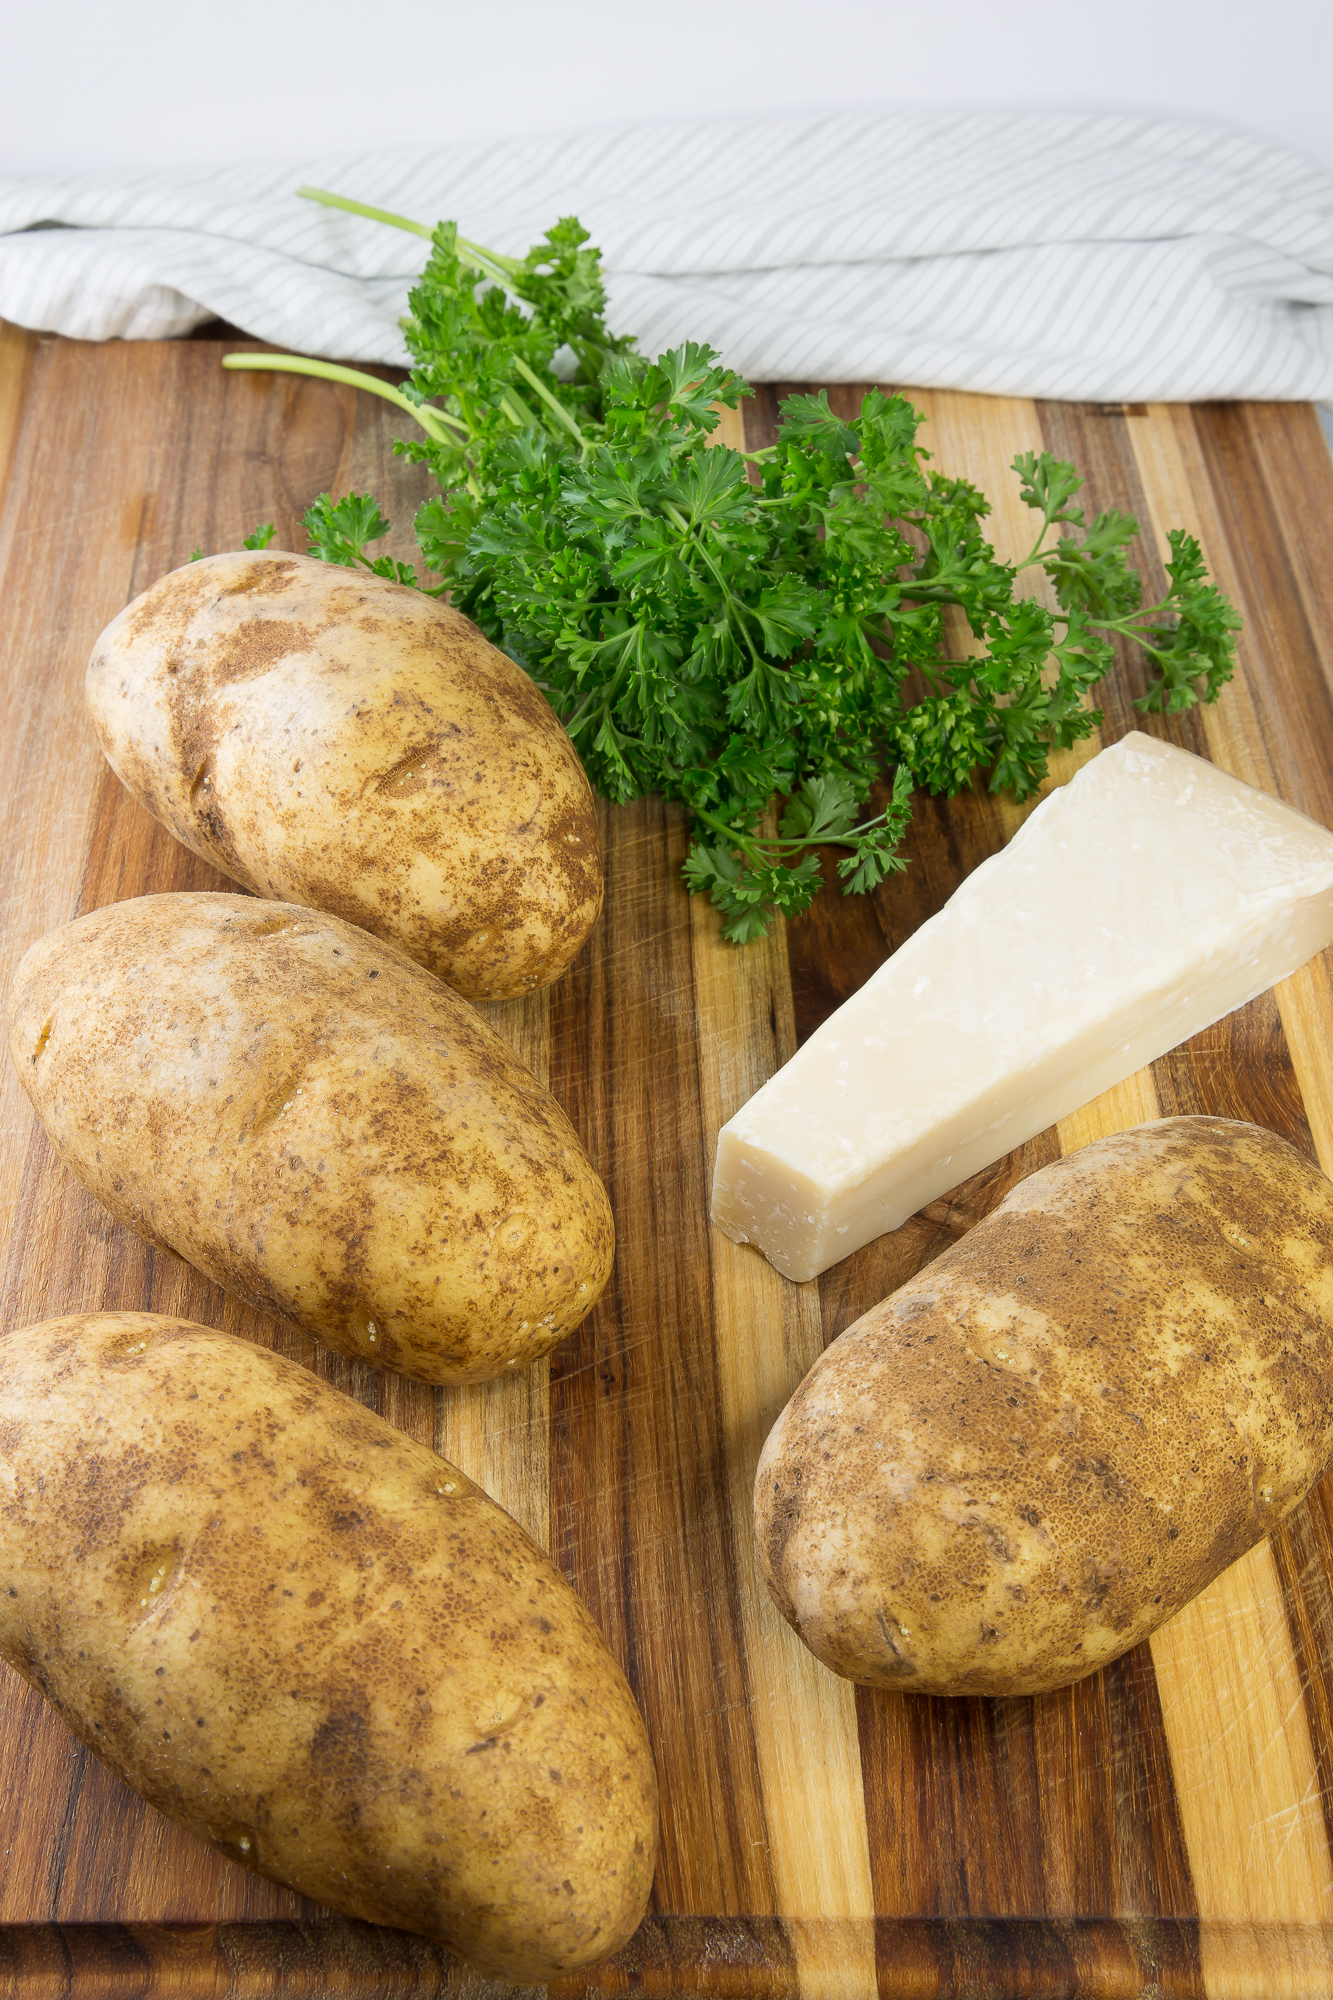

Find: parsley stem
[498,387,541,430]
[689,802,892,853]
[297,186,432,240]
[510,355,587,449]
[1095,622,1170,662]
[560,627,643,739]
[564,687,618,741]
[1014,512,1063,571]
[221,352,465,448]
[297,186,520,281]
[1098,591,1190,632]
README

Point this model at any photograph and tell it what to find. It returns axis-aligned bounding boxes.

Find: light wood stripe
[690,882,877,1999]
[910,387,1055,601]
[911,387,1105,842]
[1195,1924,1333,2000]
[1276,957,1333,1186]
[1055,1070,1160,1159]
[1152,1543,1333,1925]
[435,990,554,1549]
[708,397,747,455]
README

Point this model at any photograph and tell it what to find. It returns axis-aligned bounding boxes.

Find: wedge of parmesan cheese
[711,732,1333,1282]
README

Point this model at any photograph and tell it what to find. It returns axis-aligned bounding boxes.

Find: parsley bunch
[223,192,1239,943]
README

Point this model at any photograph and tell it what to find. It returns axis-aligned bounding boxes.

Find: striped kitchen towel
[1,111,1332,401]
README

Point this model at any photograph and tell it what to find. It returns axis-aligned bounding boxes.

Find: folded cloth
[2,111,1332,401]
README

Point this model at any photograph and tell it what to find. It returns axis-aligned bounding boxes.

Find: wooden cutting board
[2,321,1333,1999]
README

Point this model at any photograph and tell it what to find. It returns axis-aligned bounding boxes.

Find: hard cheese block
[711,732,1333,1282]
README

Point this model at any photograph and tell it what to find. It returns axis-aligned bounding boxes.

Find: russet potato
[755,1117,1333,1695]
[85,551,603,1002]
[7,893,613,1383]
[0,1314,658,1980]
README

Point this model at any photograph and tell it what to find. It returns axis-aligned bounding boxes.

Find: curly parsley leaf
[305,492,420,586]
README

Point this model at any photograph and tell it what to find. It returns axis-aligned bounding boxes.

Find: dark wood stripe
[0,1915,1247,1997]
[858,1691,1049,1916]
[0,1922,472,1999]
[816,1129,1065,1354]
[1188,402,1333,826]
[785,784,1019,1050]
[854,1648,1196,1925]
[548,795,779,1916]
[1226,404,1333,700]
[867,1916,1208,1999]
[1034,401,1211,762]
[0,1670,88,1923]
[1150,989,1318,1163]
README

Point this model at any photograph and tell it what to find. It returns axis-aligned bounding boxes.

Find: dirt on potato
[7,894,614,1384]
[755,1117,1333,1695]
[0,1314,658,1980]
[85,552,603,1002]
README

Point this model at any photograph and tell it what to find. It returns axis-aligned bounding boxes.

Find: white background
[2,0,1330,180]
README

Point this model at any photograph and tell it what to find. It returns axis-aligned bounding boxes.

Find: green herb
[222,192,1239,942]
[189,524,274,561]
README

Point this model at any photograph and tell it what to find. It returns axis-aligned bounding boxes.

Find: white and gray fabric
[2,111,1332,402]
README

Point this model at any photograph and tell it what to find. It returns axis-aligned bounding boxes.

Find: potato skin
[0,1315,658,1979]
[85,551,603,1002]
[755,1118,1333,1696]
[7,893,614,1383]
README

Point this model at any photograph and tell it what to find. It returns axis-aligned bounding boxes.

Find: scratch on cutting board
[1250,1773,1329,1882]
[1293,1546,1321,1581]
[1168,1698,1327,1795]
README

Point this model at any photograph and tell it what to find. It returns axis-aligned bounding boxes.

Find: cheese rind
[711,733,1333,1282]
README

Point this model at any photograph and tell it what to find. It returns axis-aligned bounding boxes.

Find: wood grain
[690,872,877,2000]
[0,322,34,504]
[3,330,1333,1995]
